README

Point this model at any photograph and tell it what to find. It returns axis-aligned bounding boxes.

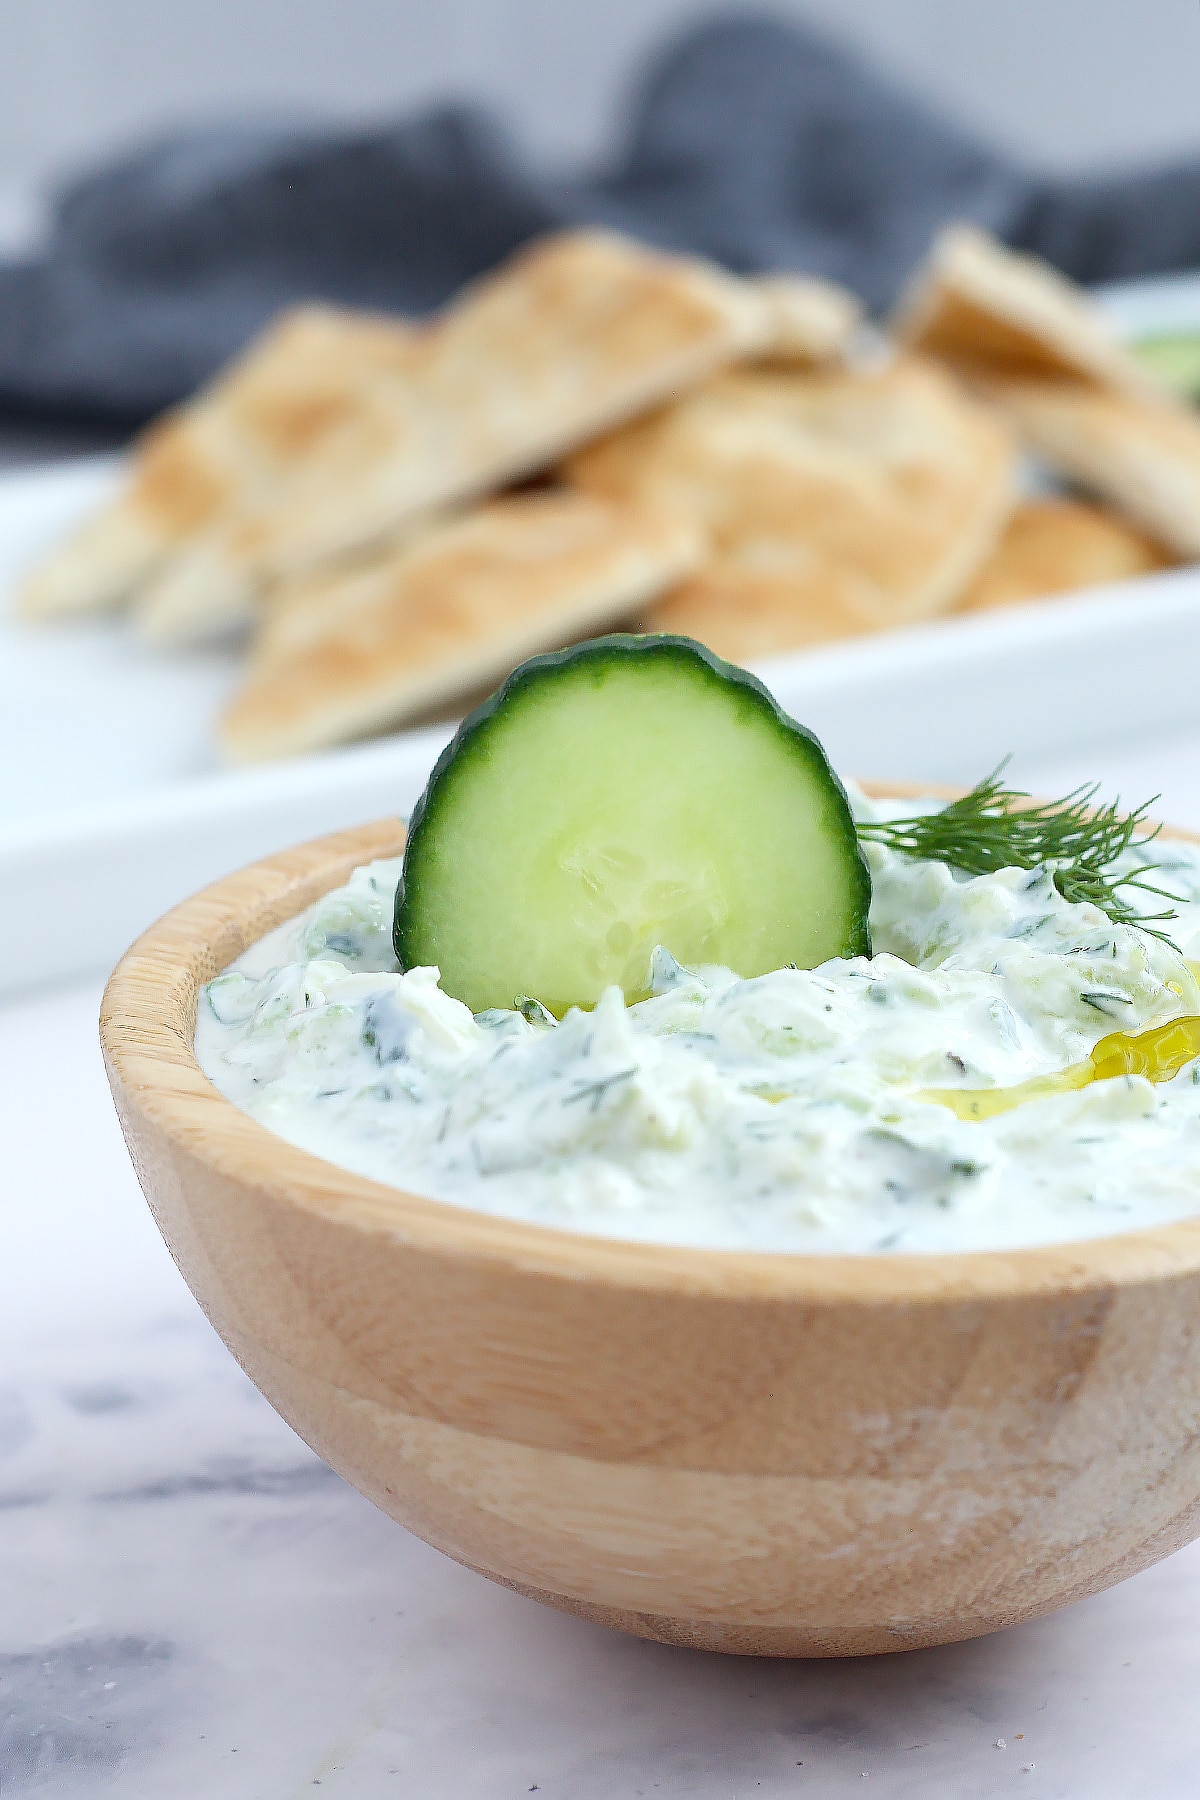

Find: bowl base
[489,1570,999,1659]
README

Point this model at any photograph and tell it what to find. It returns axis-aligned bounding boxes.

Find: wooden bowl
[99,811,1200,1658]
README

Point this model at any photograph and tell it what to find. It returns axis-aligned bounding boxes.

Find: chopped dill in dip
[194,792,1200,1254]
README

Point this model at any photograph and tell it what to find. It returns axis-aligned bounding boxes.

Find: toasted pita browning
[750,274,863,365]
[637,564,893,662]
[15,222,1197,763]
[893,223,1159,398]
[984,380,1200,558]
[16,305,418,621]
[134,230,772,642]
[892,225,1200,561]
[956,496,1176,613]
[571,354,1016,660]
[220,491,705,762]
[250,514,461,668]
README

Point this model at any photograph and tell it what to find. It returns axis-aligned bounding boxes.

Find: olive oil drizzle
[922,1012,1200,1122]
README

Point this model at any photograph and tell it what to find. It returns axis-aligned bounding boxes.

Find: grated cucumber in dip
[194,790,1200,1255]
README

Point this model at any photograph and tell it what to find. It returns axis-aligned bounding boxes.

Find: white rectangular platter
[5,273,1200,996]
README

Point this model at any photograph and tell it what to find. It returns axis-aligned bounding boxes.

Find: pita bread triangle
[134,229,774,644]
[955,496,1174,613]
[569,352,1016,661]
[894,224,1160,397]
[16,304,418,620]
[220,489,705,762]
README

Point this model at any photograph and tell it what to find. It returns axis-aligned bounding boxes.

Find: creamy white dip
[194,794,1200,1254]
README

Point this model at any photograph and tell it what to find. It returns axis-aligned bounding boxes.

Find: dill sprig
[857,761,1182,940]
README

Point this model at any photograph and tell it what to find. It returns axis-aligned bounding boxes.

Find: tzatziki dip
[194,792,1200,1255]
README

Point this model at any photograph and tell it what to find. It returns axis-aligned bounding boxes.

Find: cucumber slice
[394,634,871,1015]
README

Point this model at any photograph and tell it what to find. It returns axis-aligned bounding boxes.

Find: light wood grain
[99,805,1200,1657]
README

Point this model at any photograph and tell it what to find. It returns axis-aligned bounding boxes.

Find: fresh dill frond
[857,761,1182,941]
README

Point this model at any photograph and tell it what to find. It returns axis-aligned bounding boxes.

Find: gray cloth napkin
[3,16,1199,426]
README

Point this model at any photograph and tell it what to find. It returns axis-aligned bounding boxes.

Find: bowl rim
[99,790,1200,1306]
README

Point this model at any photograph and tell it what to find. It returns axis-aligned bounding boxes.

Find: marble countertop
[9,735,1200,1797]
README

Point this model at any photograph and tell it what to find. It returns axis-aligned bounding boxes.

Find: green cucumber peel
[393,634,871,1017]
